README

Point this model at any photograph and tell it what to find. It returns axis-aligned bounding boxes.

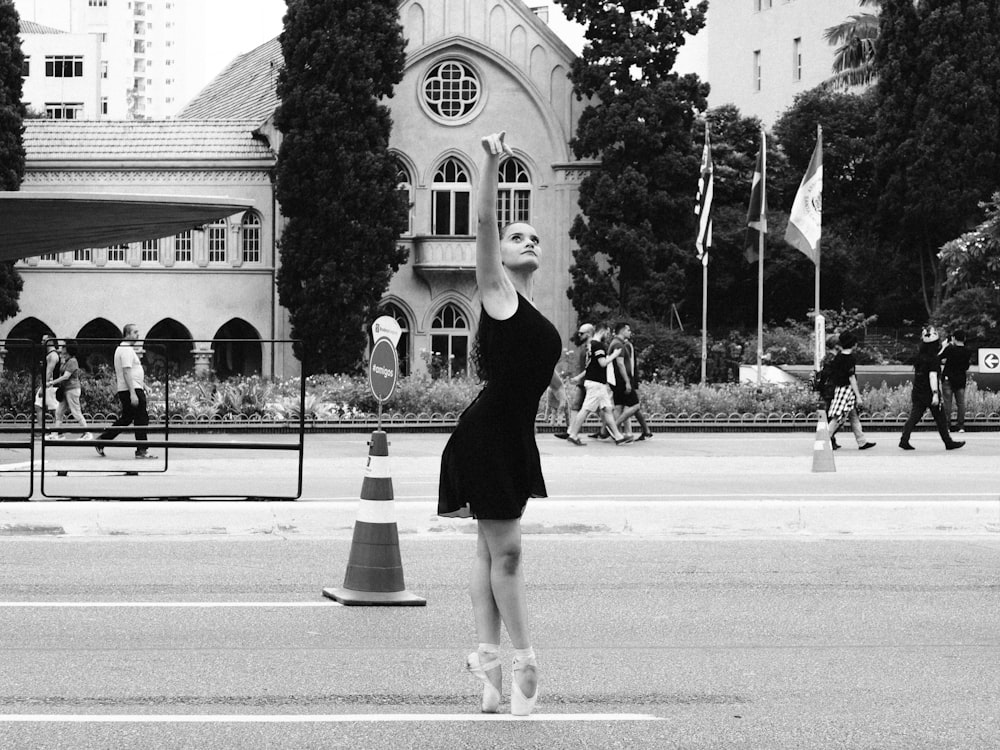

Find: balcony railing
[411,236,475,272]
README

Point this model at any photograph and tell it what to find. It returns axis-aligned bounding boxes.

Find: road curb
[1,499,999,538]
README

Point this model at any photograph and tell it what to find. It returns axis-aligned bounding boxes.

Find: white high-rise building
[15,0,185,119]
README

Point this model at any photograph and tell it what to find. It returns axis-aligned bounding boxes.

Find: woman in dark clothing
[438,132,561,716]
[899,326,965,450]
[827,331,875,450]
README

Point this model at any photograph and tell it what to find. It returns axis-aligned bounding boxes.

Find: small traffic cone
[811,411,836,473]
[323,430,426,606]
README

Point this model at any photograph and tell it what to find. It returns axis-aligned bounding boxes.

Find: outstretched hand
[481,132,514,157]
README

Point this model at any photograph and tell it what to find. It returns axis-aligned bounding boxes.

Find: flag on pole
[744,131,767,263]
[784,128,823,265]
[695,124,714,266]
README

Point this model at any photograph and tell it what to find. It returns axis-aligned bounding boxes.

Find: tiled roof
[177,37,282,123]
[23,119,275,162]
[19,20,67,34]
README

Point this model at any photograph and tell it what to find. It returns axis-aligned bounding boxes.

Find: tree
[873,0,1000,316]
[273,0,408,374]
[0,0,25,321]
[823,0,883,89]
[560,0,710,323]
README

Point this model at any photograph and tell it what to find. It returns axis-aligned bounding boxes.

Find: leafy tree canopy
[273,0,408,374]
[0,0,25,321]
[559,0,709,322]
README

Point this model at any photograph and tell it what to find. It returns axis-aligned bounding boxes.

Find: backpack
[812,361,835,401]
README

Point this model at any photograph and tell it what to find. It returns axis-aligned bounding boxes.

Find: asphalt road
[0,538,998,748]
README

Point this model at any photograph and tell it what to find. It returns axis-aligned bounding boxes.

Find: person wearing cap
[826,330,875,451]
[899,326,965,451]
[553,322,594,440]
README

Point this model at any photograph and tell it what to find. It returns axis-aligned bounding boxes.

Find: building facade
[19,20,103,120]
[16,0,186,119]
[3,0,592,380]
[704,0,866,126]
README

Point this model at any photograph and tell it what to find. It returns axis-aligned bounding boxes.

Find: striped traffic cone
[323,430,426,606]
[811,411,836,473]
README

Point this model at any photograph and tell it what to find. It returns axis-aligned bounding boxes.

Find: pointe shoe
[511,654,538,717]
[466,651,501,713]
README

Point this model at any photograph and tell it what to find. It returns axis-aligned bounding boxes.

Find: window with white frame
[45,56,83,77]
[395,159,414,235]
[21,56,29,77]
[241,213,261,263]
[173,230,192,262]
[140,238,160,263]
[432,158,471,235]
[45,102,84,119]
[73,248,92,263]
[429,303,469,379]
[423,60,480,120]
[107,244,128,263]
[208,220,227,263]
[38,253,59,262]
[496,157,531,232]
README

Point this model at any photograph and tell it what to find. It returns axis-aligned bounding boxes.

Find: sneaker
[614,436,635,446]
[898,441,915,451]
[566,436,585,446]
[830,436,840,450]
[641,432,654,440]
[553,432,569,440]
[958,428,965,433]
[95,446,105,457]
[945,441,965,451]
[80,432,94,441]
[588,432,606,440]
[859,442,876,450]
[135,451,158,459]
[47,433,64,441]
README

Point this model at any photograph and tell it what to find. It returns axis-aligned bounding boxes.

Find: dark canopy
[0,192,254,262]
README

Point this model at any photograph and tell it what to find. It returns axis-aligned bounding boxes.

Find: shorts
[612,387,640,407]
[569,383,585,411]
[581,381,614,413]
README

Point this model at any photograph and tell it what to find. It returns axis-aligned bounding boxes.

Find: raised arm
[477,132,518,320]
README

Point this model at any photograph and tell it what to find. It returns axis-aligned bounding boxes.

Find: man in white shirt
[95,323,156,459]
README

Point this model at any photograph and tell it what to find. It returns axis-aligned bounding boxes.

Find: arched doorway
[3,317,53,377]
[147,318,194,379]
[76,318,123,375]
[212,319,262,379]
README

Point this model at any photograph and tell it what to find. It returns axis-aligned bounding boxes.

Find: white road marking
[0,602,340,608]
[0,713,660,723]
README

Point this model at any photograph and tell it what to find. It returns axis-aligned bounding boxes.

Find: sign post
[369,318,400,430]
[979,348,1000,373]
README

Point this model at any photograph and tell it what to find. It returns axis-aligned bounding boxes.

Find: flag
[694,124,714,266]
[785,128,823,265]
[744,130,767,263]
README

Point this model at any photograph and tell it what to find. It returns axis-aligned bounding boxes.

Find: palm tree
[823,0,882,89]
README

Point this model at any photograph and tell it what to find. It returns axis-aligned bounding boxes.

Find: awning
[0,192,255,262]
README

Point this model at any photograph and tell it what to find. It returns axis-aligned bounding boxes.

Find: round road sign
[369,338,398,403]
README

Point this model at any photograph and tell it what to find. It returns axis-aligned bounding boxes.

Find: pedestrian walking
[95,323,157,459]
[899,326,964,451]
[565,322,633,446]
[48,340,93,441]
[35,334,62,437]
[552,323,592,440]
[591,322,653,440]
[438,132,560,716]
[939,330,970,433]
[826,331,875,450]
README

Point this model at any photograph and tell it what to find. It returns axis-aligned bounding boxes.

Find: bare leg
[568,408,591,439]
[478,519,537,699]
[470,525,503,698]
[598,408,624,440]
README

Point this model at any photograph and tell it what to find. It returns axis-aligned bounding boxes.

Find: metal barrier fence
[0,338,305,501]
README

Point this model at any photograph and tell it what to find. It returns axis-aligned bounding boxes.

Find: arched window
[432,158,471,236]
[497,157,531,232]
[241,212,261,264]
[395,160,414,236]
[430,303,469,379]
[379,302,411,376]
[207,219,227,264]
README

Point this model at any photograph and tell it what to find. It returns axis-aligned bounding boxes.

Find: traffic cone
[811,411,836,473]
[323,430,426,606]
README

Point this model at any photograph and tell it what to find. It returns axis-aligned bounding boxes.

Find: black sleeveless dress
[438,293,561,520]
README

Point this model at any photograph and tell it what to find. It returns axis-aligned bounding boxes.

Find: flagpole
[701,259,708,383]
[814,124,823,371]
[756,128,766,386]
